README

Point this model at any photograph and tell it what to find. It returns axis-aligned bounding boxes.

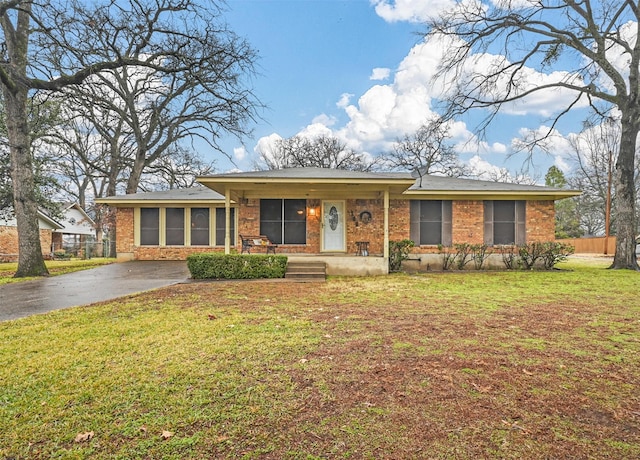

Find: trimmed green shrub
[187,253,288,279]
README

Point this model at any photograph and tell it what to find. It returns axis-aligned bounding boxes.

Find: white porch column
[383,188,389,259]
[224,188,231,254]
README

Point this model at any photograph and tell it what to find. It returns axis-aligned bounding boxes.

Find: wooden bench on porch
[240,235,278,254]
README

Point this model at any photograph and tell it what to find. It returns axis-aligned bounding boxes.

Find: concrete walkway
[0,261,190,322]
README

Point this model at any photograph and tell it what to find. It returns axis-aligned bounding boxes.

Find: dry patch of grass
[1,263,638,459]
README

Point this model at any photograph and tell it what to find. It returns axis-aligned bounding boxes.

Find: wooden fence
[556,236,616,255]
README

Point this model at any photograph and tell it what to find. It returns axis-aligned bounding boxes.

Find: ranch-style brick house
[97,167,580,275]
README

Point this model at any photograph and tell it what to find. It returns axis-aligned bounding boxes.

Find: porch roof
[197,167,417,199]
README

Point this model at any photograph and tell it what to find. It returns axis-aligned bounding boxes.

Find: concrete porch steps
[285,261,326,282]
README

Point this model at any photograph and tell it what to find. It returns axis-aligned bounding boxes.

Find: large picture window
[166,208,185,245]
[410,200,452,246]
[484,201,526,245]
[260,199,306,244]
[140,208,160,245]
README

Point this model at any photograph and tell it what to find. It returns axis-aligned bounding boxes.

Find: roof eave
[95,198,228,206]
[403,189,582,200]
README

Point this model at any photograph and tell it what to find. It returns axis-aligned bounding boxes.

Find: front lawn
[0,258,115,285]
[1,258,638,459]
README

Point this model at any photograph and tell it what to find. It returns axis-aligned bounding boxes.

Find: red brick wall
[452,200,484,245]
[116,208,135,255]
[526,200,556,242]
[0,226,18,259]
[0,225,54,261]
[134,246,225,260]
[113,199,558,260]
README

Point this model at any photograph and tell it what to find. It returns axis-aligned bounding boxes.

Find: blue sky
[211,0,590,181]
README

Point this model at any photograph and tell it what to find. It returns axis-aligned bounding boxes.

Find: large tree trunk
[4,88,49,277]
[1,2,48,277]
[611,109,639,270]
[125,149,147,194]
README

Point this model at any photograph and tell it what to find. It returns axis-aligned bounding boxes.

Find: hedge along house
[98,167,580,275]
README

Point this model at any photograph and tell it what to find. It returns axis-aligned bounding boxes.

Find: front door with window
[322,201,346,252]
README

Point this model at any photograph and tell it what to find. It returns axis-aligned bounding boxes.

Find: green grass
[1,259,639,459]
[0,258,115,284]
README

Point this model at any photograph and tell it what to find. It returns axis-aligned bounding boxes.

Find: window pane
[260,222,282,244]
[421,201,442,221]
[260,199,282,243]
[421,222,442,245]
[215,208,235,246]
[166,208,185,245]
[493,201,515,222]
[494,223,516,245]
[284,221,306,244]
[284,199,306,244]
[284,199,306,221]
[493,201,516,245]
[260,199,282,220]
[140,208,159,245]
[191,208,210,246]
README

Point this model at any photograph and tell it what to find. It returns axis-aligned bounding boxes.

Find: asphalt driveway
[0,261,190,322]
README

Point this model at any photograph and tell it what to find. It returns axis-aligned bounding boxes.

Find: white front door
[322,200,346,252]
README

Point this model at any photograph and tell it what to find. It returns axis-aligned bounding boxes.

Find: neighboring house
[0,209,64,262]
[51,202,98,256]
[97,167,580,275]
[0,203,97,262]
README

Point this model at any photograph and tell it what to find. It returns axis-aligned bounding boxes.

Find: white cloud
[371,0,455,23]
[298,122,335,139]
[312,113,337,126]
[370,67,391,81]
[233,146,247,162]
[336,93,353,109]
[254,133,282,156]
[468,154,510,179]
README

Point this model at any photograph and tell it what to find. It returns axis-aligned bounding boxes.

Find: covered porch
[197,168,416,275]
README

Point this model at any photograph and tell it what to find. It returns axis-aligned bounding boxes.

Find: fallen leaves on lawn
[74,431,94,443]
[161,430,174,440]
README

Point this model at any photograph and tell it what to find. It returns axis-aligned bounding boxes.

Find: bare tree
[138,145,216,191]
[568,119,620,237]
[257,134,377,171]
[428,0,640,269]
[0,0,260,277]
[386,118,467,181]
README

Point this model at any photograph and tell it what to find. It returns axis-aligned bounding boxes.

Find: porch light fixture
[307,199,320,219]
